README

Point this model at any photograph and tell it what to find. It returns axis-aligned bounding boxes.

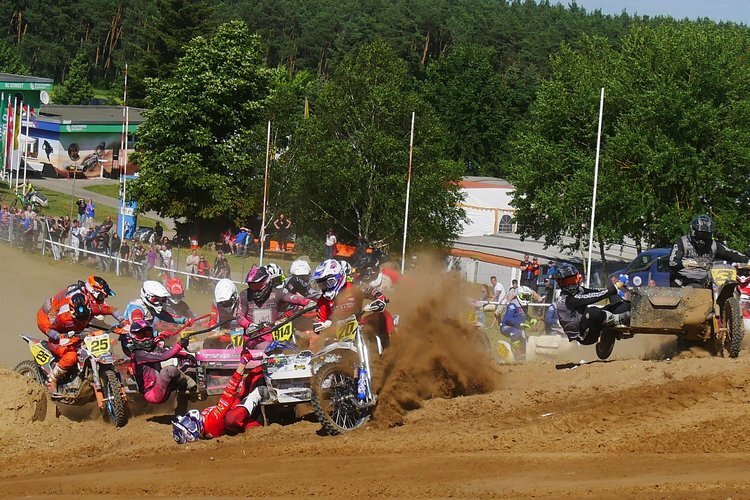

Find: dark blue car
[610,248,672,288]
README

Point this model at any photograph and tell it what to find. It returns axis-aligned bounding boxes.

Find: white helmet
[289,259,311,277]
[214,278,238,310]
[265,263,285,284]
[516,286,534,307]
[141,280,170,315]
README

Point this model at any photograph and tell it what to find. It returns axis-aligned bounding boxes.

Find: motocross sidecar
[598,263,746,360]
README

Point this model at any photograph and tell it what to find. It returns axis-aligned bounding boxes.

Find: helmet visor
[693,231,712,243]
[218,298,235,309]
[248,281,267,292]
[317,276,339,291]
[147,295,165,307]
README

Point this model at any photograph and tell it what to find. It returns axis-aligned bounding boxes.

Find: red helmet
[165,277,185,304]
[84,275,114,304]
[245,265,271,302]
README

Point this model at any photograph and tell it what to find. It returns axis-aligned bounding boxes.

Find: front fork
[355,329,375,405]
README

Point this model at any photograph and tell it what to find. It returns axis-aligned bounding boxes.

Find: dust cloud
[373,254,501,427]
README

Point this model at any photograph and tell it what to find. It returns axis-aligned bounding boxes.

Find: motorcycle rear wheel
[101,368,128,427]
[311,358,371,435]
[14,360,45,385]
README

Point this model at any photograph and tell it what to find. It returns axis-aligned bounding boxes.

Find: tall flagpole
[400,111,416,274]
[586,88,605,287]
[120,64,129,243]
[22,104,30,189]
[11,97,19,191]
[0,92,5,182]
[4,96,12,187]
[259,120,271,266]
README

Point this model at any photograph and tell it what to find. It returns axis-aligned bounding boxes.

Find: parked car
[609,248,671,287]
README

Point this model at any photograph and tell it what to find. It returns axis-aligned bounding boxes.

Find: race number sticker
[231,333,243,347]
[336,319,358,341]
[84,334,111,357]
[252,308,273,324]
[30,343,52,365]
[273,322,294,342]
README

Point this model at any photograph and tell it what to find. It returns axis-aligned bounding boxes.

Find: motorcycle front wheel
[101,368,128,427]
[14,360,45,385]
[311,358,371,435]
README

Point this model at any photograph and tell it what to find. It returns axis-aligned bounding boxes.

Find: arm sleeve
[669,241,684,272]
[279,288,313,307]
[133,343,183,365]
[235,294,252,329]
[716,243,748,263]
[565,285,618,310]
[317,298,332,322]
[362,286,385,300]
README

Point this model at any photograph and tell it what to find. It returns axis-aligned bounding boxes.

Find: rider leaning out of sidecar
[555,263,629,345]
[171,359,270,444]
[669,215,748,288]
[125,320,196,405]
[37,276,123,392]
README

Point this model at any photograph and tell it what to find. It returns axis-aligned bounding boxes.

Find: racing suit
[556,283,628,345]
[316,282,393,347]
[235,288,312,348]
[124,299,185,333]
[669,235,747,287]
[284,275,320,300]
[209,301,237,328]
[201,370,262,439]
[500,299,529,349]
[131,342,192,404]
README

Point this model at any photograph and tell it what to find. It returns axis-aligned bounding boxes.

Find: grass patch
[83,183,121,199]
[0,184,157,226]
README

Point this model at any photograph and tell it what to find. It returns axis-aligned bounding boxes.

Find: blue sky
[564,0,750,25]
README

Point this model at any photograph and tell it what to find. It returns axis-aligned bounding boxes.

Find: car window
[626,255,655,274]
[656,255,670,272]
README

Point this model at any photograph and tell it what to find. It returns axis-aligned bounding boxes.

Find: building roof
[459,176,514,189]
[38,105,145,125]
[0,72,54,84]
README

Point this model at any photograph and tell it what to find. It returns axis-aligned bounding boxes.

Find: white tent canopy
[458,177,515,237]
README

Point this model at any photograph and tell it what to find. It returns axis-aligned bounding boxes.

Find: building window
[498,214,513,233]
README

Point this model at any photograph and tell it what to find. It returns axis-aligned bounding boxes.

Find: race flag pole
[5,96,12,187]
[400,111,416,275]
[585,87,605,287]
[259,120,272,266]
[120,64,129,252]
[10,97,17,190]
[22,104,30,189]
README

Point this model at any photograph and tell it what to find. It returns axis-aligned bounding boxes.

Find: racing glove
[368,299,387,312]
[313,320,332,334]
[178,337,190,349]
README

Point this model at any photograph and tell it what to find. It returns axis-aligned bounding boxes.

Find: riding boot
[47,365,67,393]
[604,311,630,327]
[238,386,270,415]
[176,371,197,393]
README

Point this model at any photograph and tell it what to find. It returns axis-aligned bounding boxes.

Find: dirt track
[3,245,750,497]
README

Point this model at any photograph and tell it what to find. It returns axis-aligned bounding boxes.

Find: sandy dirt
[3,245,750,498]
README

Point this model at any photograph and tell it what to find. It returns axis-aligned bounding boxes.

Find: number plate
[30,343,52,365]
[273,322,294,342]
[336,318,358,341]
[84,334,111,357]
[230,332,243,347]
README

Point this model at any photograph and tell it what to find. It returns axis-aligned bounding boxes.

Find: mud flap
[525,335,574,362]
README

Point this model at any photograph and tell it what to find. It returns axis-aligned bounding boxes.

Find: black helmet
[555,262,582,293]
[68,293,91,320]
[690,215,715,246]
[353,254,379,283]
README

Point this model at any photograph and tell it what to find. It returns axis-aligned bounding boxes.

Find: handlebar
[155,314,212,341]
[244,302,318,343]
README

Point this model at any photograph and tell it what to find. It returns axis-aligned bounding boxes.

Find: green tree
[286,40,465,250]
[0,40,28,74]
[508,23,750,273]
[129,21,272,232]
[52,53,94,105]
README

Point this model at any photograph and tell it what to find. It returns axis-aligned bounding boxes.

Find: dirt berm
[3,245,750,497]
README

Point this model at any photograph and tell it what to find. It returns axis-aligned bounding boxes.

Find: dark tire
[724,297,745,358]
[14,360,45,384]
[101,368,128,427]
[310,358,370,435]
[596,330,616,360]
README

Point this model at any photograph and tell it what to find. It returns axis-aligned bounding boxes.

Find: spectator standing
[85,198,95,227]
[506,279,519,303]
[160,243,174,276]
[76,198,86,225]
[519,254,532,287]
[529,257,541,291]
[325,228,337,259]
[131,242,146,279]
[273,213,292,251]
[69,219,82,262]
[213,250,231,279]
[186,249,200,274]
[119,238,131,276]
[543,260,558,303]
[144,244,158,280]
[100,215,114,233]
[196,254,211,293]
[154,221,164,241]
[234,227,249,257]
[490,276,506,304]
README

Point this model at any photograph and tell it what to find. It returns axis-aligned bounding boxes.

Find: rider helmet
[311,259,346,300]
[68,293,91,320]
[165,277,185,304]
[265,263,286,287]
[141,280,170,315]
[85,275,115,304]
[353,254,379,283]
[214,279,238,310]
[515,286,534,307]
[245,265,272,302]
[171,409,203,444]
[690,215,715,246]
[128,319,156,351]
[339,260,353,277]
[289,259,311,278]
[555,262,582,293]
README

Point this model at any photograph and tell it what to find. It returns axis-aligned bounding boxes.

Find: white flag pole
[400,111,416,275]
[259,120,271,266]
[586,88,605,287]
[120,64,129,243]
[0,92,5,182]
[5,96,12,187]
[22,105,30,189]
[11,97,18,190]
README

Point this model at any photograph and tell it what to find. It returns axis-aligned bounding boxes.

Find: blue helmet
[312,259,346,300]
[171,409,203,444]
